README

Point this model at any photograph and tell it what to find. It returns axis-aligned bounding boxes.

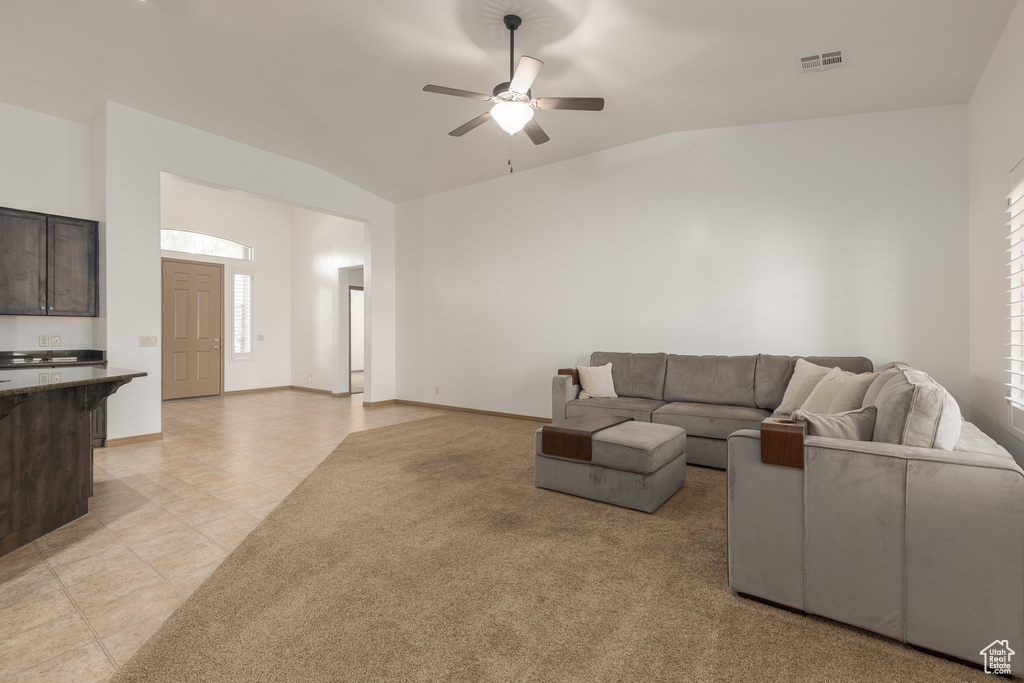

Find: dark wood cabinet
[0,208,47,315]
[47,215,98,316]
[0,207,98,317]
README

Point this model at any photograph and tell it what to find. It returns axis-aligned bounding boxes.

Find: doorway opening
[350,286,364,394]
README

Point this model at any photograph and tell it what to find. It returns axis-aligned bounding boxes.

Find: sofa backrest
[865,366,962,449]
[663,354,758,408]
[754,354,874,411]
[590,352,667,400]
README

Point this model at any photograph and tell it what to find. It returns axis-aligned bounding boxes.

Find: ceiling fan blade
[523,118,549,145]
[533,97,605,111]
[509,56,543,94]
[423,85,492,101]
[449,111,493,137]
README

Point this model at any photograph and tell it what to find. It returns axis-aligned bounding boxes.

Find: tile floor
[0,391,441,682]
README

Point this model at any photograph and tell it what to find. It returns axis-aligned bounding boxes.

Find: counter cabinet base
[0,377,135,558]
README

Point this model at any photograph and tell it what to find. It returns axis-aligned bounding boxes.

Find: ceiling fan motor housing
[492,83,531,103]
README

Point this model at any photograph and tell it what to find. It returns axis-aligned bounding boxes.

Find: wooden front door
[162,259,223,400]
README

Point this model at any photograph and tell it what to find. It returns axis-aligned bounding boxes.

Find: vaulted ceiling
[0,0,1016,202]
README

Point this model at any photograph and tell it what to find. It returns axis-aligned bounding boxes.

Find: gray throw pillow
[791,406,877,441]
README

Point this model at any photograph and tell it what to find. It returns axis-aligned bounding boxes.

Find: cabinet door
[0,208,47,315]
[47,216,98,316]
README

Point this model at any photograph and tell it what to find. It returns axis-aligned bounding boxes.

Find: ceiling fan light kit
[423,14,604,145]
[491,100,534,134]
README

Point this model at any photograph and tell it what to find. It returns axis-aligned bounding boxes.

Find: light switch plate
[38,372,49,384]
[139,336,158,347]
[50,335,61,347]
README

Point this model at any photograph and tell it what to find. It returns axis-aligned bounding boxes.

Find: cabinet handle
[40,306,45,311]
[49,306,53,310]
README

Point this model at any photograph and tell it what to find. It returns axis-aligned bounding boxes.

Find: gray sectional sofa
[554,351,1024,672]
[552,352,872,468]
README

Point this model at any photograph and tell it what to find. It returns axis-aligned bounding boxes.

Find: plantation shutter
[1007,160,1024,431]
[233,270,252,359]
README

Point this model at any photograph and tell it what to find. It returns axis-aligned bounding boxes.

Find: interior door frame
[161,257,225,400]
[349,285,363,395]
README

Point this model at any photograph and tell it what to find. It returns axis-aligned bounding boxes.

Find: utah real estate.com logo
[981,640,1014,675]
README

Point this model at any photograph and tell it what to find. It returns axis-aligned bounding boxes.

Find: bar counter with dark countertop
[0,366,146,556]
[0,365,144,397]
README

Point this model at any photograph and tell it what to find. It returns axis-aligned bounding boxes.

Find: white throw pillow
[799,368,880,414]
[775,359,833,415]
[576,363,617,399]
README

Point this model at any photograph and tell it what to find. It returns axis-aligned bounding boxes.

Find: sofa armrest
[552,374,581,421]
[729,427,1024,670]
[726,430,806,609]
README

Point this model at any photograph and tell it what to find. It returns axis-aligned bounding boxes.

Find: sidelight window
[232,269,253,360]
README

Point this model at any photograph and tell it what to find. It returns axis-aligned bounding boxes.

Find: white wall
[968,1,1024,462]
[290,208,363,394]
[159,175,293,391]
[0,101,99,351]
[99,102,396,439]
[397,106,970,419]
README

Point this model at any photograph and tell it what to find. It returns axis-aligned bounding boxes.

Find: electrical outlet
[51,372,61,383]
[38,335,49,348]
[257,334,264,341]
[435,385,440,395]
[38,372,49,384]
[50,335,61,347]
[308,374,312,383]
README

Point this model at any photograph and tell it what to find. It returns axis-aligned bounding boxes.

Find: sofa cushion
[590,352,667,400]
[867,368,962,449]
[792,406,877,441]
[566,397,666,423]
[775,359,833,415]
[799,368,879,414]
[663,355,757,408]
[861,367,902,409]
[653,402,770,439]
[576,363,617,399]
[755,354,875,410]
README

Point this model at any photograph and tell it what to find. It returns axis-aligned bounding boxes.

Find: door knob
[212,345,221,349]
[214,338,220,342]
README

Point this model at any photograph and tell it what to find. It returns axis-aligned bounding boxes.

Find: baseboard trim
[395,399,548,423]
[289,385,332,395]
[223,386,291,396]
[362,399,397,408]
[103,432,163,448]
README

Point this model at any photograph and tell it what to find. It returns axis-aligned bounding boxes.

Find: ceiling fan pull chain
[509,135,514,173]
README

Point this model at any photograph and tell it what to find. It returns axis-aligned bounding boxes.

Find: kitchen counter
[0,366,145,556]
[0,366,145,399]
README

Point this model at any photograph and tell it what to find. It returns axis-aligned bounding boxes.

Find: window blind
[1007,161,1024,427]
[233,271,252,358]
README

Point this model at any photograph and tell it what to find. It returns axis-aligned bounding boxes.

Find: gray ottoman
[534,421,687,513]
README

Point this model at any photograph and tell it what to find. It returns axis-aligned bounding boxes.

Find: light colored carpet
[111,413,986,682]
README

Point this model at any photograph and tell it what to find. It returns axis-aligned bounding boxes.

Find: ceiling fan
[423,14,604,145]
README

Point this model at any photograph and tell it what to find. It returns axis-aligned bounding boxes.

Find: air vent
[798,49,844,73]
